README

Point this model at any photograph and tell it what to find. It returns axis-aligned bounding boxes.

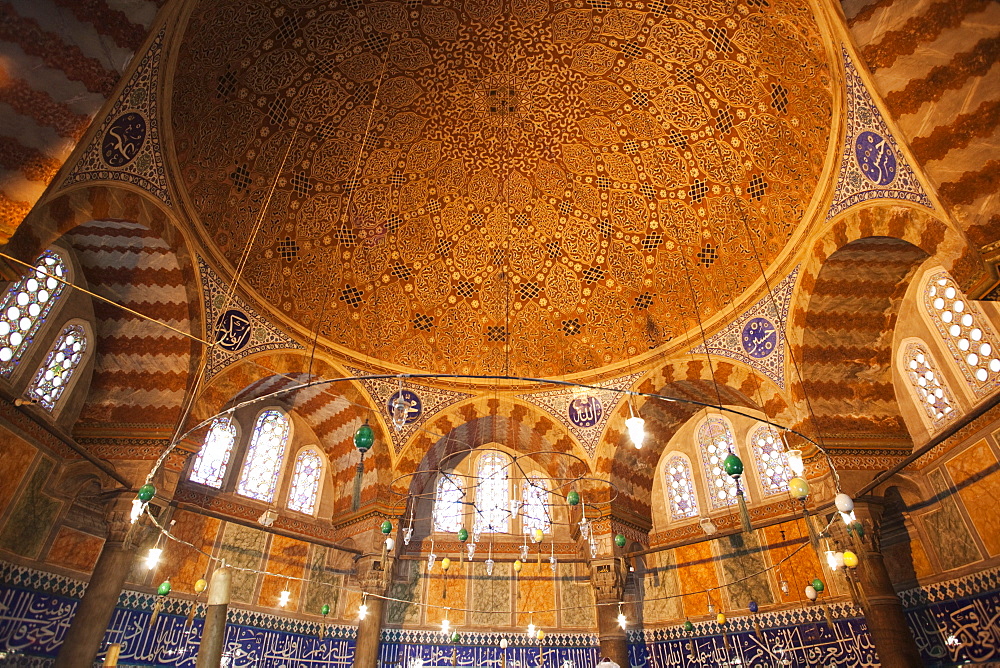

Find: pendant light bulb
[441,617,450,635]
[145,547,162,570]
[625,409,645,450]
[785,449,804,476]
[130,499,145,524]
[527,622,536,639]
[617,603,627,630]
[279,589,291,607]
[358,603,368,620]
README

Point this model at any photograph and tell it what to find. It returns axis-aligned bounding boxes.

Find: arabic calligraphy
[740,317,777,360]
[854,130,897,186]
[387,389,423,425]
[568,395,602,429]
[101,112,147,168]
[215,309,253,352]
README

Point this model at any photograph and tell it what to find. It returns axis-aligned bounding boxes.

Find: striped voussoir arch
[64,218,192,426]
[0,0,162,241]
[843,0,1000,258]
[784,204,967,447]
[390,397,590,503]
[595,358,790,515]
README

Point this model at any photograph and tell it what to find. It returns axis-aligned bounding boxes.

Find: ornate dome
[171,0,833,377]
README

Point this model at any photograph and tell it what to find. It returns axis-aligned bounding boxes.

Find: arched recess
[6,185,203,429]
[394,398,593,522]
[193,352,378,515]
[598,358,788,520]
[797,236,930,448]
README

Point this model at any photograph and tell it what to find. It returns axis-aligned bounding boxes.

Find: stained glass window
[0,250,68,377]
[236,409,290,502]
[698,416,740,509]
[474,452,510,534]
[26,322,88,411]
[748,424,792,497]
[903,342,958,427]
[434,474,464,533]
[287,448,323,514]
[189,416,238,488]
[664,454,699,521]
[924,271,1000,397]
[521,474,551,534]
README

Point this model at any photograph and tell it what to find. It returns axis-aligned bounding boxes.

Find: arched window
[26,322,88,412]
[189,416,238,488]
[521,473,551,534]
[697,416,740,510]
[902,341,958,427]
[748,424,792,497]
[924,271,1000,397]
[236,409,291,503]
[663,454,699,521]
[0,250,69,377]
[287,448,323,515]
[434,474,464,533]
[474,451,510,534]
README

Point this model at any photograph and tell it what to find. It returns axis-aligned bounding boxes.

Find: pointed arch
[0,249,70,377]
[237,408,291,503]
[697,415,740,510]
[921,270,1000,398]
[189,416,238,489]
[287,447,324,515]
[26,320,90,412]
[662,452,699,521]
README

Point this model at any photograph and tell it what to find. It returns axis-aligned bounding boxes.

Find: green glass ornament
[451,632,461,643]
[849,520,865,538]
[722,453,744,477]
[321,603,330,616]
[811,578,824,593]
[567,490,580,506]
[458,527,469,542]
[137,483,156,502]
[157,580,171,596]
[354,421,374,453]
[683,620,694,632]
[614,533,626,548]
[380,520,392,534]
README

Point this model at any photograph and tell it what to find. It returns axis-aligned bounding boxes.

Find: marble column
[196,565,232,668]
[353,554,392,668]
[55,496,137,668]
[851,501,923,667]
[590,558,628,667]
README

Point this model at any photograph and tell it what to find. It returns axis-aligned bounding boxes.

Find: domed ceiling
[172,0,832,378]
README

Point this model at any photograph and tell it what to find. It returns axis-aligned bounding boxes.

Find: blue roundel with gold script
[568,395,603,428]
[854,131,897,186]
[101,113,147,168]
[387,389,422,425]
[215,309,253,352]
[741,317,778,359]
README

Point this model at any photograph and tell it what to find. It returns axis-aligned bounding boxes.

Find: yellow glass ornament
[843,550,859,568]
[441,557,451,571]
[716,612,726,625]
[194,579,208,594]
[513,559,522,573]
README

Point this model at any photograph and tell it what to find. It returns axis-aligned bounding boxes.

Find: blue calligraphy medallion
[568,395,603,428]
[854,131,897,186]
[741,317,778,359]
[214,309,253,351]
[101,112,147,167]
[387,389,422,425]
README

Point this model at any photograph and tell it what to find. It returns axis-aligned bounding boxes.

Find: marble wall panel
[387,559,422,625]
[947,439,1000,556]
[717,532,774,610]
[0,428,36,517]
[258,534,308,610]
[675,542,719,618]
[216,522,267,604]
[558,562,596,628]
[925,469,982,571]
[641,549,683,624]
[46,526,102,572]
[761,519,822,606]
[0,458,60,559]
[516,561,556,628]
[154,510,220,593]
[425,560,467,627]
[470,560,511,627]
[304,545,342,618]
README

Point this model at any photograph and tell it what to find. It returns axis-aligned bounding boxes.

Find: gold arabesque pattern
[172,0,832,377]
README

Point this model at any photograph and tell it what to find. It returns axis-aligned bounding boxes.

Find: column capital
[590,557,626,603]
[356,554,393,596]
